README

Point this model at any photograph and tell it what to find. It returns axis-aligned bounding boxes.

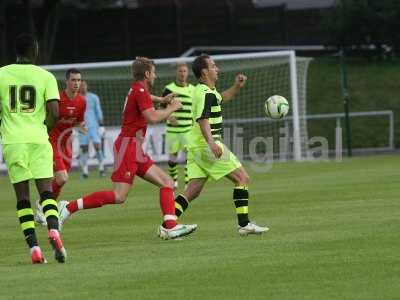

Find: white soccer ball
[264,95,289,119]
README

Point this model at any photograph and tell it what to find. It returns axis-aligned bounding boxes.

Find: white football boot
[238,222,269,236]
[158,224,197,240]
[34,200,47,226]
[58,201,71,231]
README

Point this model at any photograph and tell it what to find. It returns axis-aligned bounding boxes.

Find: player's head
[132,57,156,87]
[80,80,88,94]
[15,34,39,63]
[192,53,219,83]
[65,68,82,94]
[175,62,189,85]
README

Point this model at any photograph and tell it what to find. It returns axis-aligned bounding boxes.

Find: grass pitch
[0,155,399,299]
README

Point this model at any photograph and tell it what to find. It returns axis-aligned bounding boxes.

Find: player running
[174,54,269,235]
[57,57,197,240]
[162,62,195,189]
[49,68,86,200]
[0,34,67,263]
[35,68,86,226]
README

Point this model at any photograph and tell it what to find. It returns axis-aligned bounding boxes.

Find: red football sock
[52,180,62,200]
[160,187,177,229]
[67,191,116,214]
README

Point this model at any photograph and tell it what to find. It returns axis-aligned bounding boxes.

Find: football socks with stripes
[175,194,189,217]
[40,191,59,230]
[17,200,38,248]
[233,186,250,227]
[168,161,178,182]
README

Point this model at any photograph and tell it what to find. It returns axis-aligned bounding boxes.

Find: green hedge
[307,57,400,149]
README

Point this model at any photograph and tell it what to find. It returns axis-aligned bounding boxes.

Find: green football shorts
[187,141,242,181]
[2,143,53,184]
[166,131,190,154]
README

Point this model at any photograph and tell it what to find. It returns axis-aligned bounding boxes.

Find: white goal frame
[42,50,303,161]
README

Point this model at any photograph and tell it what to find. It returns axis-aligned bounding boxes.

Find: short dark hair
[132,57,155,81]
[192,53,210,79]
[66,68,81,79]
[15,34,38,59]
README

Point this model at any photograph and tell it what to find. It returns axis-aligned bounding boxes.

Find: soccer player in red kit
[36,68,86,225]
[57,57,197,240]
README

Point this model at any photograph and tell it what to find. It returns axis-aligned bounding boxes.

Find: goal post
[42,51,311,162]
[289,51,301,161]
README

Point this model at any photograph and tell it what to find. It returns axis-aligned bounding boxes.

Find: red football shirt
[49,90,86,145]
[119,81,154,139]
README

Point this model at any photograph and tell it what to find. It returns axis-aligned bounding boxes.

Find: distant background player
[162,62,194,189]
[78,80,105,178]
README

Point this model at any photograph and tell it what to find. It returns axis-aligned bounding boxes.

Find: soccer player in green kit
[0,34,67,263]
[174,54,269,235]
[162,62,195,189]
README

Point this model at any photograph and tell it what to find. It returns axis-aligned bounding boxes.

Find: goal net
[43,51,312,163]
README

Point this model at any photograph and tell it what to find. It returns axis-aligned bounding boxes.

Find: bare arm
[150,94,163,103]
[45,100,59,130]
[198,118,223,158]
[221,74,247,103]
[142,99,182,124]
[151,93,175,104]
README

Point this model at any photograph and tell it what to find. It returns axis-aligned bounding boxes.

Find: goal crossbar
[41,50,304,161]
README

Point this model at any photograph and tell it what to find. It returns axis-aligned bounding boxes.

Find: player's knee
[56,173,69,186]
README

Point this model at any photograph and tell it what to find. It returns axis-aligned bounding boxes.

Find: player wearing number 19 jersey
[0,34,66,263]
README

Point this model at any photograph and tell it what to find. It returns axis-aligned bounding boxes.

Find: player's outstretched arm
[198,119,223,158]
[221,74,247,103]
[151,93,175,104]
[142,99,182,124]
[45,100,59,130]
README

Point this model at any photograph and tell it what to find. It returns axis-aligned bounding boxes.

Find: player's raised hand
[169,99,182,111]
[235,73,247,88]
[162,93,176,104]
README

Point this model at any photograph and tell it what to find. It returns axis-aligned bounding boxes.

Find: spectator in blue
[79,80,105,178]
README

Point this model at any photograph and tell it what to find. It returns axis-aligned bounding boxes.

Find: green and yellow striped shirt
[188,83,223,149]
[163,82,194,134]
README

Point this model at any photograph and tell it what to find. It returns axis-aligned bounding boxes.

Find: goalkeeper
[174,54,269,235]
[78,80,106,178]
